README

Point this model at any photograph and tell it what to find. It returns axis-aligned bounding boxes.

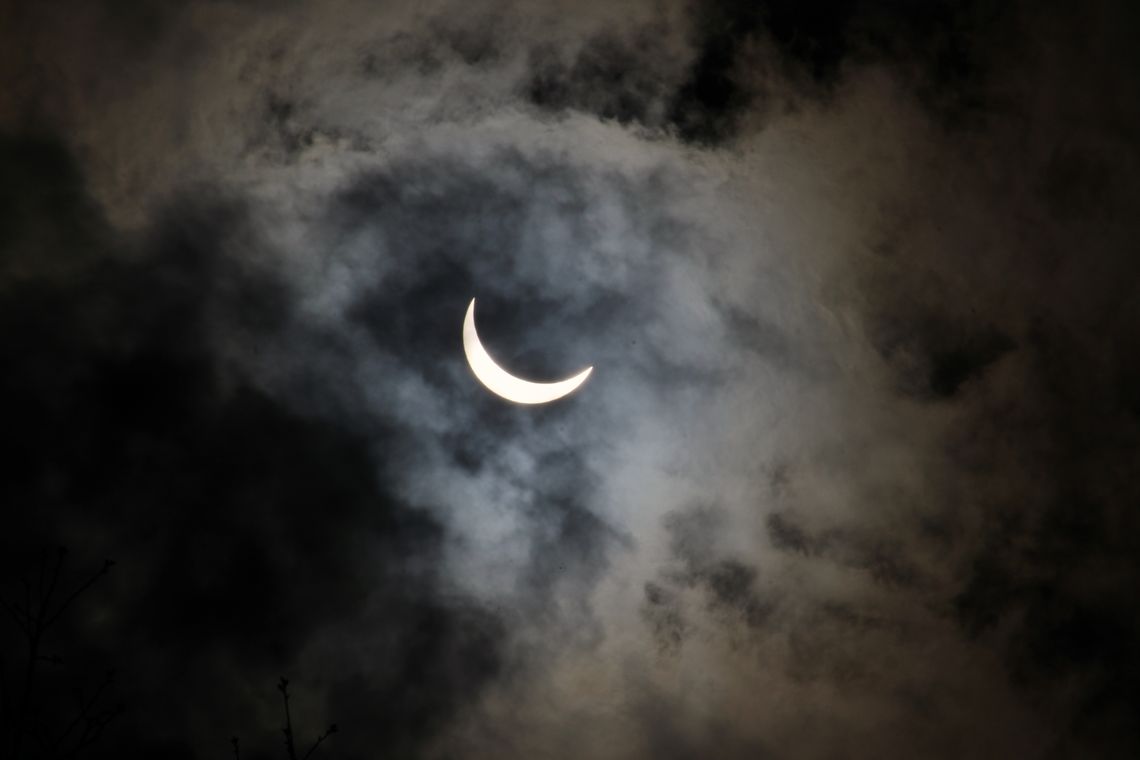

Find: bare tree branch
[273,677,336,760]
[36,549,48,611]
[2,550,118,760]
[302,724,339,760]
[54,669,117,753]
[23,577,32,630]
[41,548,68,626]
[43,559,114,632]
[59,700,124,760]
[0,595,27,636]
[278,677,298,760]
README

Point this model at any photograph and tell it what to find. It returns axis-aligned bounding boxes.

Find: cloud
[0,135,511,758]
[2,0,1140,758]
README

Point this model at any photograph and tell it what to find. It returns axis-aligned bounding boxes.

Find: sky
[1,1,1139,758]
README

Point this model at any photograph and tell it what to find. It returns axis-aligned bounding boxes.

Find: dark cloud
[525,31,680,128]
[361,13,504,79]
[515,0,998,147]
[870,310,1017,400]
[0,135,506,758]
[666,0,1000,143]
[650,506,776,636]
[765,513,922,589]
[3,0,1140,757]
[946,317,1140,755]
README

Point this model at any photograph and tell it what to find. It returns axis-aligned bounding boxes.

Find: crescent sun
[462,298,593,405]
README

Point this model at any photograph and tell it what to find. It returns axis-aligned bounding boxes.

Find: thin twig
[278,677,298,760]
[302,724,339,760]
[232,736,241,760]
[36,549,48,611]
[43,559,113,632]
[54,670,116,752]
[3,551,117,760]
[23,577,32,631]
[59,701,123,760]
[41,548,67,626]
[0,596,28,636]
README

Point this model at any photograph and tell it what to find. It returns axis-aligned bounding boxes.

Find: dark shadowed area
[1,1,1139,758]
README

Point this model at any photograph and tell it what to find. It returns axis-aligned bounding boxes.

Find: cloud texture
[2,1,1139,757]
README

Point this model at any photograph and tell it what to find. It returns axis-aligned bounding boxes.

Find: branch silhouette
[279,677,297,760]
[301,724,338,760]
[232,678,337,759]
[0,547,121,760]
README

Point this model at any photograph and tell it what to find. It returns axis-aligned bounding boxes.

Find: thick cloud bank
[2,1,1139,758]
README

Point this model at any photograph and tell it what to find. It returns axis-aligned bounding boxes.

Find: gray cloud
[2,0,1139,758]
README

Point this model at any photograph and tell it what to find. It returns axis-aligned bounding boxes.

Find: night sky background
[2,1,1139,758]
